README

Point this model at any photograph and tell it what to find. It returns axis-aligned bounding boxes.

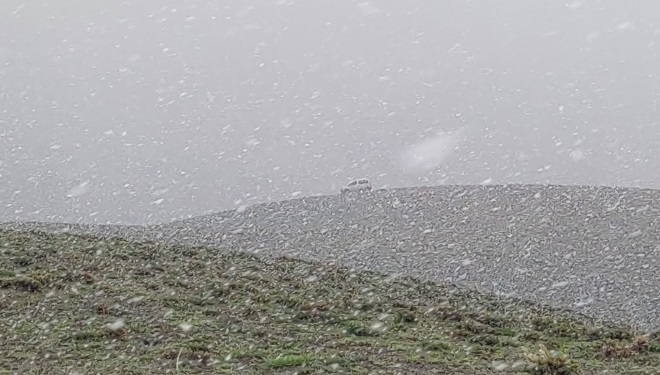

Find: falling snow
[2,1,660,371]
[66,181,91,198]
[400,129,464,174]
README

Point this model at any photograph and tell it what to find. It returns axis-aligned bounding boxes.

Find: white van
[340,178,372,194]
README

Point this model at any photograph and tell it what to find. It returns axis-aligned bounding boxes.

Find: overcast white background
[1,0,659,224]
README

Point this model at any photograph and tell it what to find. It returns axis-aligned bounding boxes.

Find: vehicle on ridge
[340,178,373,195]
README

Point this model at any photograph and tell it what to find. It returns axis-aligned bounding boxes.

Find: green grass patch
[0,228,659,374]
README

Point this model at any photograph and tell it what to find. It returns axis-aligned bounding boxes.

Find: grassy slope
[0,229,659,374]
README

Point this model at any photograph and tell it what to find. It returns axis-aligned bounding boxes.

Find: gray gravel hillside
[4,184,660,331]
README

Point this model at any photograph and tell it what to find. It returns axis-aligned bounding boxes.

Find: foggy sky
[1,0,659,225]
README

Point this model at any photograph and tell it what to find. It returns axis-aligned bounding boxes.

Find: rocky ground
[4,183,660,331]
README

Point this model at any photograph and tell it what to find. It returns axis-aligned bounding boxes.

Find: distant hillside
[3,183,660,330]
